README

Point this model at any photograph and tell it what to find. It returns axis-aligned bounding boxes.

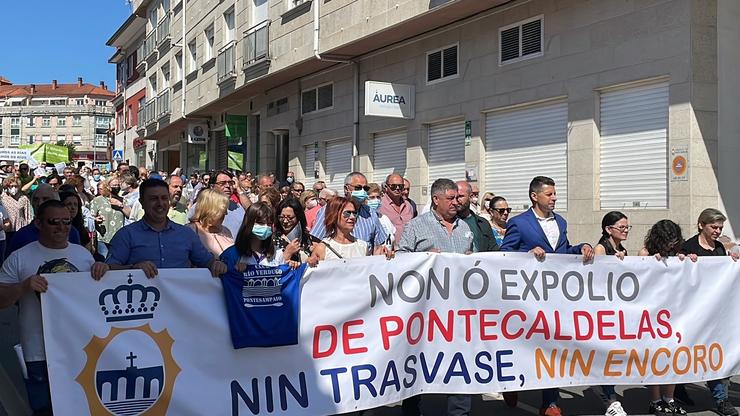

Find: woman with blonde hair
[187,188,234,257]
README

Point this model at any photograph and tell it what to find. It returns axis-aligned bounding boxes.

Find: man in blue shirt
[107,179,227,278]
[7,184,80,256]
[310,172,388,254]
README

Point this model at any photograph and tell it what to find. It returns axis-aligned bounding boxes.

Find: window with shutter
[373,130,407,183]
[500,16,543,64]
[426,44,458,84]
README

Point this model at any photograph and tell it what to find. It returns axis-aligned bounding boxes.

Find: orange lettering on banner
[673,346,691,375]
[694,345,708,373]
[570,349,595,377]
[626,349,649,377]
[651,348,671,376]
[709,343,723,371]
[604,350,626,376]
[535,348,557,379]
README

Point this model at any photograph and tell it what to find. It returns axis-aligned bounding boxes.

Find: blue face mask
[252,224,273,240]
[286,177,294,184]
[93,174,101,181]
[351,190,368,203]
[367,199,381,211]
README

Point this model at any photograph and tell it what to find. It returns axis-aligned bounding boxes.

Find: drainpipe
[181,1,187,120]
[312,0,359,169]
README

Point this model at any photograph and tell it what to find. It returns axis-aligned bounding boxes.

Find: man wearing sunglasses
[0,200,109,415]
[310,172,388,254]
[500,176,594,416]
[6,184,82,256]
[378,173,415,244]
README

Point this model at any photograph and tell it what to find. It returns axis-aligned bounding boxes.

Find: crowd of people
[0,160,737,416]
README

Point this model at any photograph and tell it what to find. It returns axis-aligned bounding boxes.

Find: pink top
[186,223,234,257]
[305,204,322,231]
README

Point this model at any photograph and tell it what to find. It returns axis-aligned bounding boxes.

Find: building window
[55,134,66,143]
[42,135,51,143]
[149,74,158,96]
[223,9,235,44]
[188,40,197,73]
[73,116,82,126]
[175,53,183,82]
[289,0,308,8]
[50,98,66,105]
[162,64,170,89]
[10,117,20,128]
[10,134,21,146]
[267,97,289,116]
[26,116,34,127]
[301,83,333,115]
[26,136,34,145]
[205,25,215,61]
[42,117,51,127]
[57,117,66,127]
[126,51,138,80]
[73,135,82,144]
[127,105,133,127]
[95,100,107,106]
[499,16,543,64]
[95,134,108,147]
[426,44,458,84]
[96,116,111,129]
[76,98,85,106]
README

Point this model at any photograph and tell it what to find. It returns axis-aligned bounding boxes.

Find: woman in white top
[309,197,370,262]
[220,202,298,272]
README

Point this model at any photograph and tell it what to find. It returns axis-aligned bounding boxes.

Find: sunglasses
[46,218,72,226]
[492,208,512,214]
[350,185,370,192]
[341,210,358,219]
[609,225,632,232]
[293,188,305,192]
[388,184,405,191]
[215,180,234,186]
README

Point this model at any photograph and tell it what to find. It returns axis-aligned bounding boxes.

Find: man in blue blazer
[500,176,594,416]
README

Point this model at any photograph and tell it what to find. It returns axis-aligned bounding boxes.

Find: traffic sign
[112,149,124,161]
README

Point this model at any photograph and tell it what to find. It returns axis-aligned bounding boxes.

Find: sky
[0,0,132,90]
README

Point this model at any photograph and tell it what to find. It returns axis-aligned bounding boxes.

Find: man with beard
[133,175,187,224]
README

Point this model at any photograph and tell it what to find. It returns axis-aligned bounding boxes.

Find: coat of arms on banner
[242,267,285,307]
[75,275,180,415]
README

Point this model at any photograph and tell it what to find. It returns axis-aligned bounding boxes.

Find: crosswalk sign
[112,149,124,161]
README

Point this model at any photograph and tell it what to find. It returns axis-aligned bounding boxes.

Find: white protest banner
[42,253,740,416]
[0,148,31,162]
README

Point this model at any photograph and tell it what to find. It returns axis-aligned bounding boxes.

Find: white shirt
[377,214,396,247]
[0,241,94,361]
[533,209,560,250]
[322,238,368,260]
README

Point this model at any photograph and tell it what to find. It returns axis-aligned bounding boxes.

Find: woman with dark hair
[487,196,510,246]
[638,220,696,416]
[59,191,92,251]
[219,202,298,272]
[274,197,312,262]
[258,187,281,211]
[594,211,629,259]
[677,208,738,416]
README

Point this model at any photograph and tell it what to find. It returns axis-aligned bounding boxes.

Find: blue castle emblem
[99,274,160,322]
[96,352,163,415]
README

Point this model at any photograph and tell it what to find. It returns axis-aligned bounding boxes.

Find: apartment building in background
[0,78,115,167]
[107,14,156,169]
[113,0,740,250]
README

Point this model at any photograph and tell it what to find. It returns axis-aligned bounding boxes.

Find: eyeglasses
[387,184,405,191]
[492,208,512,214]
[293,188,305,193]
[215,180,233,186]
[279,215,297,222]
[609,225,632,232]
[350,185,370,192]
[46,218,72,226]
[341,210,358,219]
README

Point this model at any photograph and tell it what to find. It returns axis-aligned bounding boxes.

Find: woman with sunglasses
[309,197,371,262]
[487,196,511,246]
[220,202,299,273]
[594,211,629,259]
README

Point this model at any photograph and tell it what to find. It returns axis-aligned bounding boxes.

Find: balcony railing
[94,134,108,147]
[217,41,237,83]
[156,13,171,46]
[136,106,146,131]
[144,98,157,125]
[157,89,171,118]
[143,31,157,59]
[243,21,270,68]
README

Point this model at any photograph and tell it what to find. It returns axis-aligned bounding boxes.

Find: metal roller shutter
[428,121,465,184]
[303,144,315,187]
[215,129,227,169]
[324,140,352,191]
[373,130,407,183]
[600,82,668,209]
[485,101,568,211]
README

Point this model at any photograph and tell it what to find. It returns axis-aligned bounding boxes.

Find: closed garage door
[324,140,352,191]
[485,101,568,211]
[600,82,668,209]
[373,130,407,183]
[428,120,465,184]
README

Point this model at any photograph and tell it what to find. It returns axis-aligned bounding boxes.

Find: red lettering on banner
[526,311,551,340]
[637,310,656,339]
[379,316,403,350]
[428,310,454,342]
[574,311,594,340]
[553,311,573,340]
[479,309,499,341]
[596,311,616,340]
[342,320,368,355]
[656,309,673,338]
[457,309,477,342]
[313,325,338,359]
[502,310,526,340]
[618,311,636,339]
[407,312,424,345]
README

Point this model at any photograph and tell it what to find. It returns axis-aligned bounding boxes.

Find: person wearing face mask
[300,190,321,231]
[1,177,33,254]
[220,202,298,272]
[310,172,389,256]
[89,168,103,195]
[367,183,396,249]
[90,179,126,259]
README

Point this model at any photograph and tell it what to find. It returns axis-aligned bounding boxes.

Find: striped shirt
[397,210,474,254]
[310,204,387,251]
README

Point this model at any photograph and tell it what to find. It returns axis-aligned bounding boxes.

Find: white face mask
[306,199,318,209]
[7,187,18,196]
